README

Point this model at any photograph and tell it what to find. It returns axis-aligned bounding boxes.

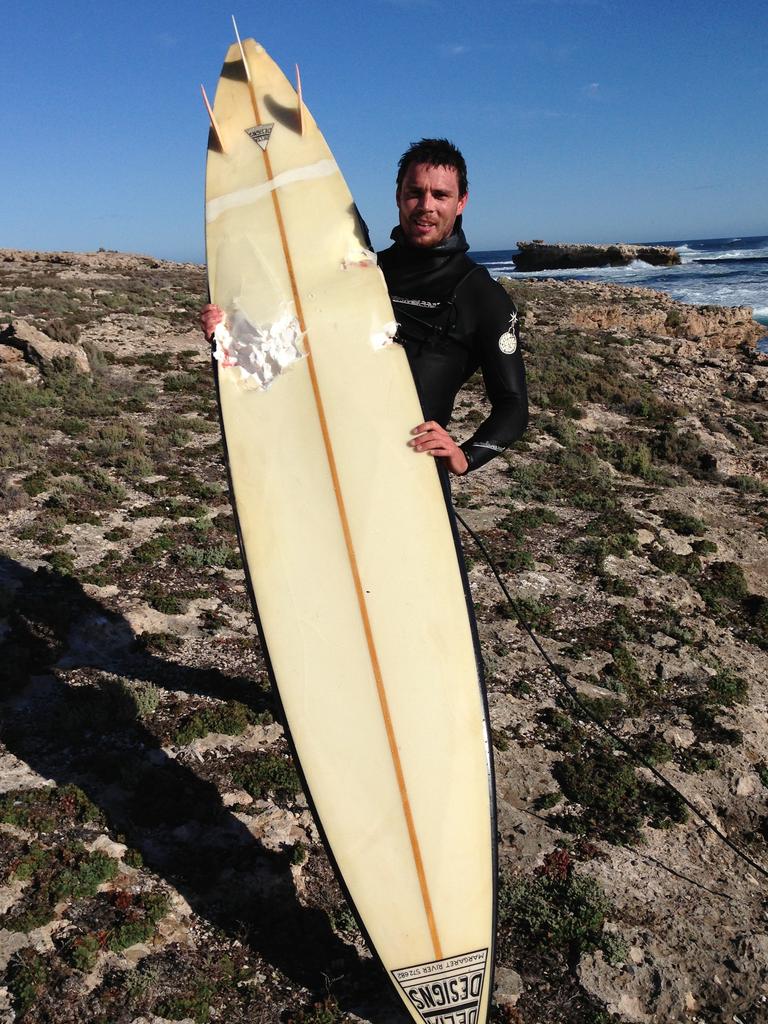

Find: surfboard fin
[231,15,251,81]
[295,64,305,136]
[232,14,264,123]
[201,84,226,153]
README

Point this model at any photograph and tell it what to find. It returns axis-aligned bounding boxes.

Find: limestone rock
[130,1017,196,1024]
[662,726,696,749]
[85,834,129,860]
[503,277,765,349]
[567,294,763,348]
[0,929,29,973]
[494,965,523,1007]
[222,788,254,807]
[0,321,91,374]
[514,241,680,272]
[578,946,687,1023]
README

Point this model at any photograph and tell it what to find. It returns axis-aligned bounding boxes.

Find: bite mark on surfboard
[392,949,489,1024]
[370,320,399,351]
[213,310,305,388]
[341,247,377,270]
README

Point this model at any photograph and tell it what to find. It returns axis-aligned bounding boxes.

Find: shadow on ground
[0,555,403,1019]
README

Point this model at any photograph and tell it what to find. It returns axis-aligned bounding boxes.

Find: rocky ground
[0,249,767,1024]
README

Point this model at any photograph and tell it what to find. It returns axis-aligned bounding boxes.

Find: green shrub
[126,680,162,719]
[232,753,301,802]
[0,785,102,834]
[45,318,81,345]
[6,949,50,1016]
[696,561,748,610]
[171,701,255,746]
[649,545,701,579]
[5,844,117,931]
[601,644,641,694]
[284,997,345,1024]
[499,594,556,634]
[62,932,101,972]
[107,890,170,952]
[144,582,187,614]
[499,848,610,958]
[727,474,768,496]
[597,437,656,480]
[692,538,718,555]
[706,668,747,707]
[175,543,240,569]
[22,469,49,496]
[138,631,183,654]
[652,427,717,479]
[44,549,76,575]
[747,594,768,645]
[660,509,706,536]
[553,747,687,844]
[132,534,174,564]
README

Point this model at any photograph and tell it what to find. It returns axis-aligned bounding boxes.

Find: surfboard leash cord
[453,507,768,886]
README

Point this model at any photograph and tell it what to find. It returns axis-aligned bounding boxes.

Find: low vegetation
[1,254,765,1023]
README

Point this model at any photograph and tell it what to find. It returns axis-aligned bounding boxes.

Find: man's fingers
[411,421,442,436]
[408,421,467,475]
[417,442,451,455]
[200,304,224,341]
[411,434,454,455]
[410,423,449,445]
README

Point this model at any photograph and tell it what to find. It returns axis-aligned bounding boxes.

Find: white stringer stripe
[206,158,338,222]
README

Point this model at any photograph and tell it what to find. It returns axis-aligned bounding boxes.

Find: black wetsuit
[378,221,528,472]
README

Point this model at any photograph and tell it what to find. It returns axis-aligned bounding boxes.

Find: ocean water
[472,234,768,349]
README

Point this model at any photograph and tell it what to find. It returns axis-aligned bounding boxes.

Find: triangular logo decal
[392,949,488,1023]
[245,123,274,150]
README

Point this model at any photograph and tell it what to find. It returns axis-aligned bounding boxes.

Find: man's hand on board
[200,304,224,342]
[409,421,468,476]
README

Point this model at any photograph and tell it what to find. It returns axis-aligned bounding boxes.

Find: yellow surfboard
[205,36,496,1024]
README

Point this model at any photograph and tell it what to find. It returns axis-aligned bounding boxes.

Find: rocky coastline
[0,248,767,1023]
[514,242,681,272]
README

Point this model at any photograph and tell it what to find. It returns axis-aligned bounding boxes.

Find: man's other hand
[200,304,224,342]
[409,421,468,476]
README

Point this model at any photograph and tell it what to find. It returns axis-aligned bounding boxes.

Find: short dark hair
[396,138,468,197]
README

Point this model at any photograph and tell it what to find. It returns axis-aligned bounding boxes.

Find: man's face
[396,162,468,248]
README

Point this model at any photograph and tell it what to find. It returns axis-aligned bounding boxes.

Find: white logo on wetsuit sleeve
[498,311,518,354]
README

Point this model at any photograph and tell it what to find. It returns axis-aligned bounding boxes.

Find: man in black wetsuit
[379,137,527,475]
[200,138,527,474]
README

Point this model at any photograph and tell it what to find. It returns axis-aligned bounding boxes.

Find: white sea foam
[478,235,768,321]
[693,248,768,262]
[666,281,766,310]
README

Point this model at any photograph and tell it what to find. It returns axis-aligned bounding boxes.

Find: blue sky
[3,0,766,261]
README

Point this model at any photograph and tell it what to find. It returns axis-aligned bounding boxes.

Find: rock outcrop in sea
[514,240,681,271]
[0,248,766,1024]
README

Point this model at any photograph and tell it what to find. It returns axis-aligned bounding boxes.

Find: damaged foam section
[213,310,305,389]
[371,321,398,351]
[341,247,377,271]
